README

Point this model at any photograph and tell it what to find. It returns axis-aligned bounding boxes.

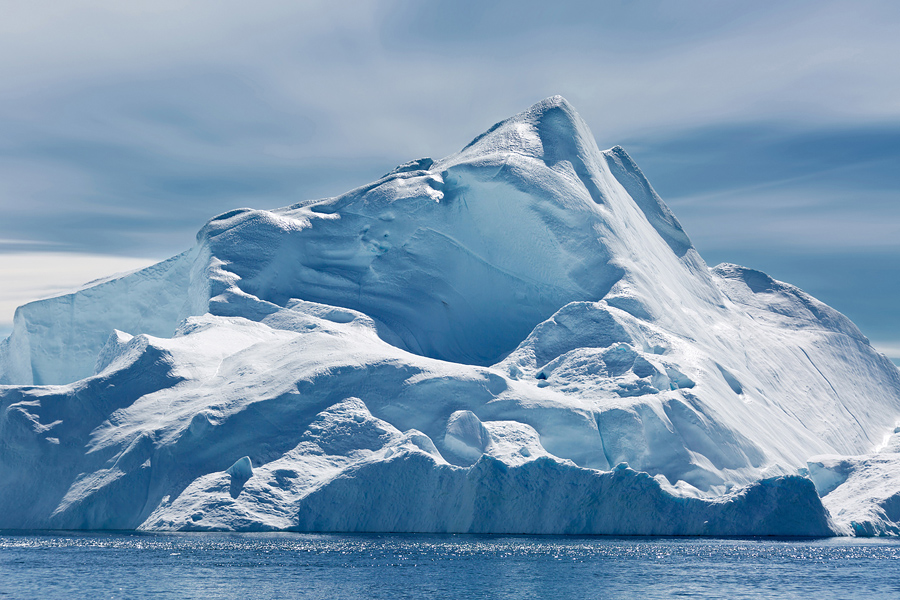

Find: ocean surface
[1,532,898,599]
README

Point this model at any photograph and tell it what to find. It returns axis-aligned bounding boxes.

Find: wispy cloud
[872,342,900,361]
[0,238,62,247]
[623,122,900,254]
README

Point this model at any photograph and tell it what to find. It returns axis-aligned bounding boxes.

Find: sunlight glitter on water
[1,532,899,599]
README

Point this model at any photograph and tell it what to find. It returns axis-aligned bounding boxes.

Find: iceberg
[2,96,899,534]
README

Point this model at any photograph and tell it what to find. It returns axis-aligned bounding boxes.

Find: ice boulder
[444,411,492,462]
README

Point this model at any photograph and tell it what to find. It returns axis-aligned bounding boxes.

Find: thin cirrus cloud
[626,122,900,251]
[0,0,898,359]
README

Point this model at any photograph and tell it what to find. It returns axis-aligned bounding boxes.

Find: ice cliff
[2,96,899,535]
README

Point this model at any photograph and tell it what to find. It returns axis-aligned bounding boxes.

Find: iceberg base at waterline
[2,96,899,535]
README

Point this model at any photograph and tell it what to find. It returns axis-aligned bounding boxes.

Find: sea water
[1,532,898,599]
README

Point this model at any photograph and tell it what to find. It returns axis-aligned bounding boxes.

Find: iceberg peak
[0,96,708,378]
[459,95,598,167]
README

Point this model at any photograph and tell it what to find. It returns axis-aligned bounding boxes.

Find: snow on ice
[1,96,899,535]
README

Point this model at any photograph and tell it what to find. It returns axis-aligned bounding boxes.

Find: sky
[1,0,898,362]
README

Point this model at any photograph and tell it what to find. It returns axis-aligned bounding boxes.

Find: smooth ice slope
[2,96,900,534]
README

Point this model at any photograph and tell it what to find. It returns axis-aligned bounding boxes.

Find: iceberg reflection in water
[2,531,899,599]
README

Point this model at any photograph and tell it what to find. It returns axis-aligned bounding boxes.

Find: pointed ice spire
[461,95,598,165]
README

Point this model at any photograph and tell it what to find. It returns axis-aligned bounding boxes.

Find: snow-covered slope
[806,425,900,536]
[2,96,899,534]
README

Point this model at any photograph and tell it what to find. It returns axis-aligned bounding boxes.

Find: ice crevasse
[2,96,900,535]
